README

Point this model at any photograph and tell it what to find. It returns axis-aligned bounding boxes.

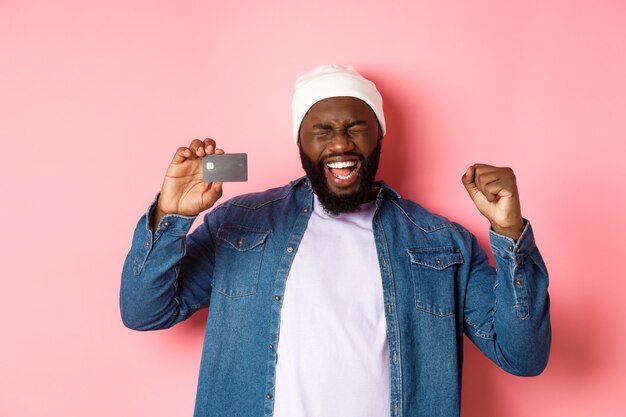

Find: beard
[299,140,382,216]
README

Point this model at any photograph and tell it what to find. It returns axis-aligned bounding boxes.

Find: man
[121,64,551,417]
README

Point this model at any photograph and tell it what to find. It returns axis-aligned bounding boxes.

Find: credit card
[202,153,248,182]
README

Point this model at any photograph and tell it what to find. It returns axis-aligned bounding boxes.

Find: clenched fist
[462,164,524,241]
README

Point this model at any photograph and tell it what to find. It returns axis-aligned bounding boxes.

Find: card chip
[206,162,214,170]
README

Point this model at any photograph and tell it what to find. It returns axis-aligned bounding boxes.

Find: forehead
[303,96,377,123]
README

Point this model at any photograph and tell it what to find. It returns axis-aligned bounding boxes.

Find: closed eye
[312,123,333,131]
[346,120,367,129]
[312,121,368,131]
[346,120,370,135]
[312,123,334,137]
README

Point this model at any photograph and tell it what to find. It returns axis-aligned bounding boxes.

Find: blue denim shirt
[121,177,551,417]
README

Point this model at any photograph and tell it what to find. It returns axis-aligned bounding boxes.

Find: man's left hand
[461,164,525,241]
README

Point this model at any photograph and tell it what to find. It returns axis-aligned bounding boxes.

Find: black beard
[299,140,382,216]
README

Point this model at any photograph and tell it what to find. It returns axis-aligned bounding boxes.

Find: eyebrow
[312,123,333,130]
[312,120,368,129]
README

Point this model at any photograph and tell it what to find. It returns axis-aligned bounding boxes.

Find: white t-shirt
[273,195,390,417]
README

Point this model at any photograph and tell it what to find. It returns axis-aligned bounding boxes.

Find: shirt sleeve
[462,220,551,376]
[120,195,218,331]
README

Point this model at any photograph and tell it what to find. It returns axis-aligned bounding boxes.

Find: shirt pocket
[212,224,270,297]
[408,247,463,317]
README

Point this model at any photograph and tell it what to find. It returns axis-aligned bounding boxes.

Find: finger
[476,168,517,201]
[475,176,499,198]
[485,179,516,199]
[473,163,506,177]
[201,181,224,210]
[472,163,495,171]
[482,181,502,202]
[496,167,517,193]
[474,165,515,185]
[215,148,225,155]
[463,165,501,203]
[473,165,498,186]
[212,181,223,195]
[472,164,502,184]
[189,139,205,158]
[171,146,192,164]
[203,138,217,155]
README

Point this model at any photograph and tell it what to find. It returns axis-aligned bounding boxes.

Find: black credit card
[202,153,248,182]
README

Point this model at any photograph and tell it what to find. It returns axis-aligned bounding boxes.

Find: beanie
[291,64,386,143]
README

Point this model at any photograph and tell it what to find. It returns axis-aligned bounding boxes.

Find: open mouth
[326,159,360,181]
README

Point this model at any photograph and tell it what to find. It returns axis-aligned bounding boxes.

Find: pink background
[1,0,625,416]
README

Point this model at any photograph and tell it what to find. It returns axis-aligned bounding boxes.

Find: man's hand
[461,164,524,241]
[153,138,224,231]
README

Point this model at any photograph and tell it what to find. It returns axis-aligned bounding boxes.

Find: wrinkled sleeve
[120,195,220,331]
[462,221,551,376]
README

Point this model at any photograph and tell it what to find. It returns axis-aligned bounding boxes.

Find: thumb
[461,165,479,200]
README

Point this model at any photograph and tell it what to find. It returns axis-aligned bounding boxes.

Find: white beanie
[291,64,386,143]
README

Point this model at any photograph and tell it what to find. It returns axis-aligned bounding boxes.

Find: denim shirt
[121,177,551,417]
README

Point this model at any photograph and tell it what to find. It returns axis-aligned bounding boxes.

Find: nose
[327,130,355,154]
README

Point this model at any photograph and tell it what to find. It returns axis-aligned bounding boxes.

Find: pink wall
[1,0,625,416]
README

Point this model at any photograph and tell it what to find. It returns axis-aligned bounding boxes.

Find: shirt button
[269,344,274,350]
[163,221,169,227]
[303,208,309,213]
[508,245,514,251]
[274,295,281,301]
[145,241,150,247]
[238,239,244,247]
[435,259,442,266]
[287,246,293,253]
[266,393,272,399]
[515,279,523,286]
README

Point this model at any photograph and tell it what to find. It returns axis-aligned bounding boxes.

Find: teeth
[327,160,357,169]
[333,170,357,180]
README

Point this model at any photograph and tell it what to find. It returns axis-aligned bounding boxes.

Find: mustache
[320,152,364,164]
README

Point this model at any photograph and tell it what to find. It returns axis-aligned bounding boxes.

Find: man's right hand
[153,138,224,231]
